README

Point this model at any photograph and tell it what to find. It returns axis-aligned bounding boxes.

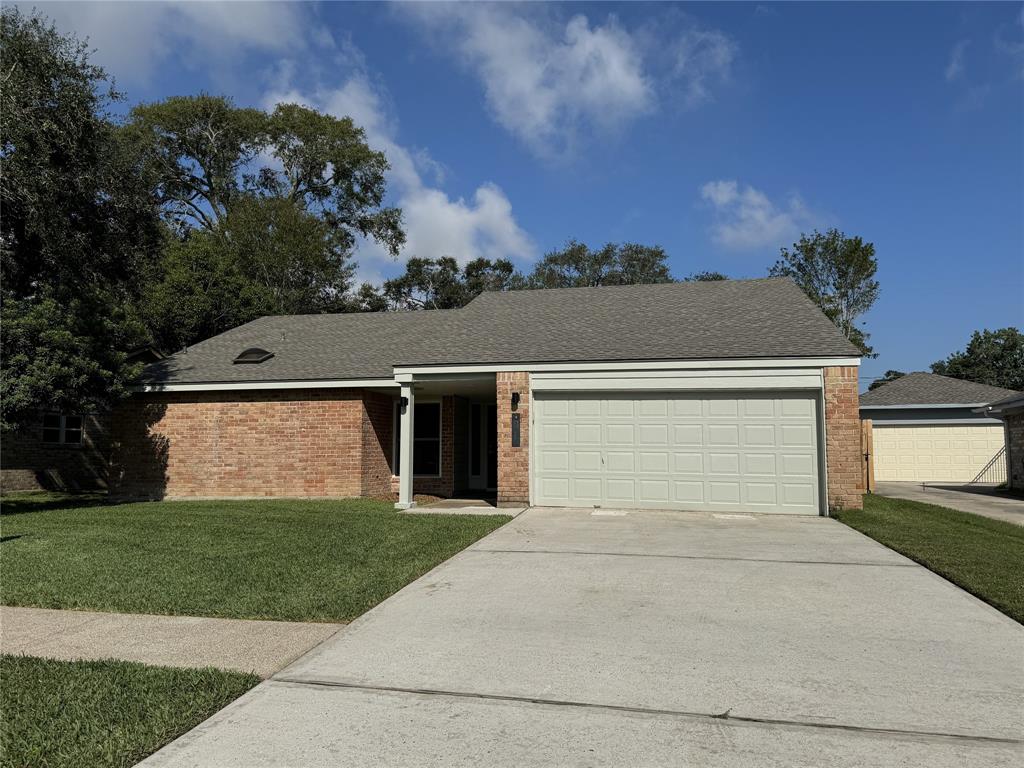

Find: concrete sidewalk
[0,606,342,678]
[874,482,1024,525]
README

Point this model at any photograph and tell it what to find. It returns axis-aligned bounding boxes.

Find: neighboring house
[860,372,1019,483]
[0,346,165,493]
[975,393,1024,491]
[110,278,865,514]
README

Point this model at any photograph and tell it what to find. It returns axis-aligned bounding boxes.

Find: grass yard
[835,494,1024,624]
[0,493,509,623]
[0,655,258,768]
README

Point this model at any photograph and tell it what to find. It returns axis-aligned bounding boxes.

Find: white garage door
[872,424,1005,482]
[533,392,821,514]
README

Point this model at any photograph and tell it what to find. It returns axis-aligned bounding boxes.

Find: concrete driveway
[874,481,1024,525]
[143,508,1024,767]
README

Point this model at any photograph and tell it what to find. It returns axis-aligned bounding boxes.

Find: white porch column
[396,383,416,509]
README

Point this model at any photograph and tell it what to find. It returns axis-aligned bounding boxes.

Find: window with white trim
[42,414,83,445]
[393,402,442,477]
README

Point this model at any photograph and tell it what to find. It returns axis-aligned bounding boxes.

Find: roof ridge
[470,276,789,301]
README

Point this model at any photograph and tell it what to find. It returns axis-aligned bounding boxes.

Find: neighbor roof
[859,372,1019,407]
[138,277,860,386]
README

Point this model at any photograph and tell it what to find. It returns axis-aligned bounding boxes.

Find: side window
[41,414,84,445]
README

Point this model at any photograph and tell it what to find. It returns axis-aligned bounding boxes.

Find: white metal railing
[969,446,1007,485]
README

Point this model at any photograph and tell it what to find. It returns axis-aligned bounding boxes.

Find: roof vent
[233,347,274,364]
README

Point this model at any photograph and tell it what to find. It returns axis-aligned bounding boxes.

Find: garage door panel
[871,424,1005,482]
[534,392,820,514]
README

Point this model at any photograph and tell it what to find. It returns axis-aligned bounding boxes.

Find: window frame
[392,400,443,478]
[41,413,84,446]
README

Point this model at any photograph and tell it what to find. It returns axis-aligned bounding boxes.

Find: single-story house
[109,277,865,514]
[975,393,1024,491]
[859,372,1019,483]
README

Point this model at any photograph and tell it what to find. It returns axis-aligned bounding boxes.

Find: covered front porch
[391,372,508,510]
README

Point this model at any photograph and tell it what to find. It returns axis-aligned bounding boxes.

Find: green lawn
[0,655,258,768]
[835,494,1024,624]
[0,493,509,622]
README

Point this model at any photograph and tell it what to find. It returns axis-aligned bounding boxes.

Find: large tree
[931,328,1024,392]
[125,95,405,350]
[522,241,675,289]
[362,257,517,311]
[0,8,160,431]
[769,229,880,357]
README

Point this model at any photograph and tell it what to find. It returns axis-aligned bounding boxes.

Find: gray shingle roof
[139,277,861,385]
[859,372,1020,407]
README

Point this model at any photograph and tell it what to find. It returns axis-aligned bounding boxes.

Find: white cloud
[700,180,814,250]
[265,72,533,274]
[671,28,738,106]
[404,5,669,156]
[21,1,312,84]
[945,40,969,82]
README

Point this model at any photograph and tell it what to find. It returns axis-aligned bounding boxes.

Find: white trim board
[395,357,860,378]
[530,373,823,392]
[133,378,399,393]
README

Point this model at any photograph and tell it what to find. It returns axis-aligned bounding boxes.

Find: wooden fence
[860,418,874,493]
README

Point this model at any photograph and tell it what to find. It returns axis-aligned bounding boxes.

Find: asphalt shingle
[859,372,1020,406]
[139,277,861,385]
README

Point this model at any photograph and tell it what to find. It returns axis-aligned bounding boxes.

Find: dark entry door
[486,404,498,491]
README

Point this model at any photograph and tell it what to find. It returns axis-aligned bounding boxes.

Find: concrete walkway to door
[142,507,1024,767]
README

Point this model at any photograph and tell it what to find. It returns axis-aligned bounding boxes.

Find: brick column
[823,366,864,511]
[497,372,530,506]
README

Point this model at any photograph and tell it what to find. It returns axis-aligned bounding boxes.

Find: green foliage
[126,94,405,349]
[0,8,160,431]
[769,229,879,357]
[1,655,258,768]
[930,328,1024,391]
[364,256,517,310]
[521,240,675,289]
[867,369,906,391]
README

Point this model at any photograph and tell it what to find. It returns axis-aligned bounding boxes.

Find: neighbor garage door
[533,392,821,514]
[871,424,1005,482]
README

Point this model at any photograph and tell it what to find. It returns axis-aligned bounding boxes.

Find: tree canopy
[125,95,406,350]
[769,229,879,357]
[521,241,675,289]
[0,8,161,430]
[867,370,906,391]
[360,257,517,311]
[931,328,1023,392]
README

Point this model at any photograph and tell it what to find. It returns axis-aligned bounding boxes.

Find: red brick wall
[362,391,395,496]
[497,372,530,505]
[1,414,109,492]
[824,366,864,511]
[110,390,378,499]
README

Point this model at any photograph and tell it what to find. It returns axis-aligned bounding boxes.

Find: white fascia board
[531,374,823,392]
[859,403,987,410]
[133,378,399,393]
[870,418,1004,426]
[393,357,860,376]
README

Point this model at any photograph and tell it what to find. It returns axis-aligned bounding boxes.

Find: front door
[468,403,499,492]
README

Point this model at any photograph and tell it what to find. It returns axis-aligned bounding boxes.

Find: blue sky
[36,1,1024,388]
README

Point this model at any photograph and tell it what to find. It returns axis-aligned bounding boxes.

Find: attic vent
[233,347,274,364]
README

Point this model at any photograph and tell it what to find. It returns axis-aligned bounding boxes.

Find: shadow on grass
[0,492,121,516]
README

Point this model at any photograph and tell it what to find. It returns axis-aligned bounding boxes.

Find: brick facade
[110,390,394,499]
[1006,413,1024,492]
[496,372,530,505]
[1,414,109,492]
[823,366,864,511]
